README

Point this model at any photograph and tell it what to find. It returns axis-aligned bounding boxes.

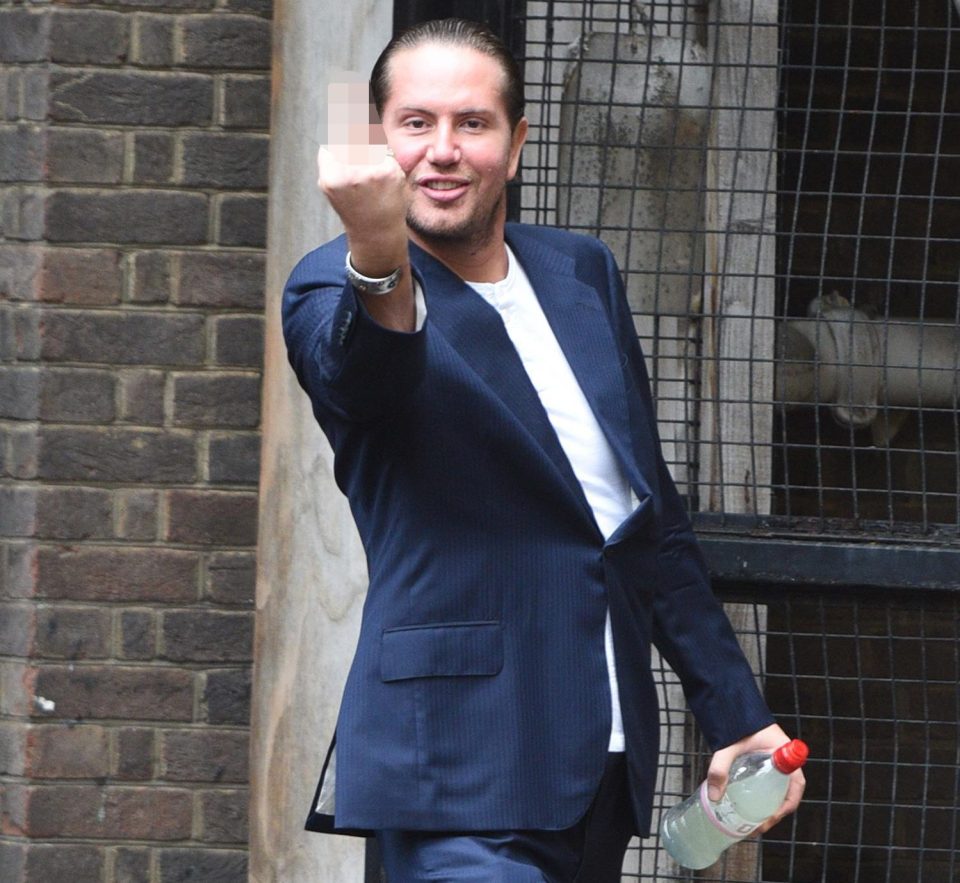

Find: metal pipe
[776,295,960,429]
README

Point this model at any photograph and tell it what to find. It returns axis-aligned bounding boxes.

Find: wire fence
[517,0,960,544]
[374,2,960,880]
[509,1,960,880]
[639,586,960,882]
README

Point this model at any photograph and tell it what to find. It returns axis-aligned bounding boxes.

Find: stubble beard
[405,190,506,255]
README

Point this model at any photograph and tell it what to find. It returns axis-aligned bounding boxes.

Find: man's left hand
[706,723,806,834]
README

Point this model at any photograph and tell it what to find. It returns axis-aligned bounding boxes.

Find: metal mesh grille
[517,0,960,544]
[373,3,960,880]
[639,589,960,882]
[510,2,960,881]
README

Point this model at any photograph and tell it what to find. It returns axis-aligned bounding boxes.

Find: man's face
[379,43,528,251]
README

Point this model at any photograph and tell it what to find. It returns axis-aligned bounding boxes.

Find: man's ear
[508,117,529,180]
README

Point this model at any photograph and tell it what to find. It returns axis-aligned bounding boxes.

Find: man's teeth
[427,181,462,190]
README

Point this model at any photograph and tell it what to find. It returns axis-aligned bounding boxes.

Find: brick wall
[1,1,271,879]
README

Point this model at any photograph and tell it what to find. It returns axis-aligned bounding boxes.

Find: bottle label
[698,782,761,839]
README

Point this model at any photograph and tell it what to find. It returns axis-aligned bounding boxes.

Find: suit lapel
[409,227,651,524]
[410,243,594,520]
[505,228,649,498]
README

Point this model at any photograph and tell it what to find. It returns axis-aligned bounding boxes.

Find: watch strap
[345,251,402,296]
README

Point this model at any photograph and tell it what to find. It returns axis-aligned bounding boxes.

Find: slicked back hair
[370,18,525,129]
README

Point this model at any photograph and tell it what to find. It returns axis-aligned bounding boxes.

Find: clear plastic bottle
[660,738,809,870]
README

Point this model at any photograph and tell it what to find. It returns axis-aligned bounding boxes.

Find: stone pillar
[250,1,392,880]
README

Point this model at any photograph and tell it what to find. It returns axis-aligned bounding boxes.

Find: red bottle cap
[772,739,809,773]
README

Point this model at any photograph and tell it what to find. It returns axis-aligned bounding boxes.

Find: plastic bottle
[659,738,809,870]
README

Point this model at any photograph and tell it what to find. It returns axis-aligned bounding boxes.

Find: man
[283,18,804,882]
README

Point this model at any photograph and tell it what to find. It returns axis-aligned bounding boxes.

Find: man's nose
[426,122,460,165]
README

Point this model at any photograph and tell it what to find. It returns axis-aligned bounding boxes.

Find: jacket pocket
[380,621,503,682]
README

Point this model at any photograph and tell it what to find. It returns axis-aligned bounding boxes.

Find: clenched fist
[317,146,408,272]
[318,76,414,330]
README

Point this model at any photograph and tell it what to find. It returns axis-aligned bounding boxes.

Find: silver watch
[345,251,402,296]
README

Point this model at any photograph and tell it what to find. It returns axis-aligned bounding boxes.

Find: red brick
[37,248,123,305]
[202,668,250,725]
[198,788,248,843]
[33,605,111,659]
[212,315,264,367]
[208,432,260,485]
[0,486,37,537]
[0,124,44,182]
[39,368,117,424]
[181,132,268,189]
[0,303,41,361]
[50,10,129,66]
[0,721,27,775]
[1,782,27,835]
[118,609,156,660]
[53,0,216,7]
[114,847,150,883]
[0,244,42,302]
[161,728,248,783]
[3,426,40,479]
[218,193,267,247]
[177,14,271,69]
[165,490,258,546]
[129,251,172,304]
[34,487,113,540]
[3,186,44,240]
[49,72,213,127]
[0,367,39,420]
[115,727,155,780]
[20,843,104,883]
[161,610,253,663]
[40,309,204,365]
[10,68,49,123]
[44,189,209,245]
[0,604,34,655]
[38,427,197,483]
[25,724,110,779]
[223,0,272,13]
[0,10,49,65]
[118,370,165,426]
[0,663,37,717]
[222,74,270,130]
[34,665,194,722]
[171,373,261,429]
[158,847,248,881]
[25,785,193,840]
[176,251,264,308]
[204,552,255,606]
[131,14,175,68]
[30,546,199,602]
[0,843,23,878]
[3,544,35,600]
[46,128,124,184]
[115,489,160,541]
[132,130,175,185]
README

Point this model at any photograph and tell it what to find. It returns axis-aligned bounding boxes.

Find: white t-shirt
[467,247,634,752]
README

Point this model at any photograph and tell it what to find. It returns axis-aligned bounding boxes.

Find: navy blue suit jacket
[282,223,773,836]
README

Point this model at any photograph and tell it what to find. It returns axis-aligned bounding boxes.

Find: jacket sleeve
[281,238,428,424]
[597,240,775,751]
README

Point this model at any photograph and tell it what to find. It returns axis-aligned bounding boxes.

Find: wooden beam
[700,1,779,879]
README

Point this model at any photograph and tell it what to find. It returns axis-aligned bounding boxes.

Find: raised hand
[318,76,414,330]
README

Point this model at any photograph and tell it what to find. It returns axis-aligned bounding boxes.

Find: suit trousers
[375,753,636,882]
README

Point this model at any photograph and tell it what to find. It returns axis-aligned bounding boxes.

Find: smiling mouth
[423,181,466,191]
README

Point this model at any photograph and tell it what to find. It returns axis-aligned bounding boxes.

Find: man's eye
[406,119,428,129]
[463,119,484,130]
